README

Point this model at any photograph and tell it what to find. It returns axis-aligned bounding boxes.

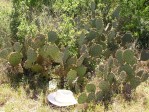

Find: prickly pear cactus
[67,69,77,83]
[130,77,141,89]
[8,52,22,66]
[95,91,103,101]
[78,93,87,104]
[115,49,123,63]
[62,47,70,64]
[31,64,43,72]
[32,34,46,48]
[108,29,116,41]
[66,56,77,68]
[46,44,63,63]
[89,44,102,57]
[76,65,87,77]
[48,31,58,43]
[112,6,120,19]
[95,18,104,34]
[76,54,86,67]
[140,50,149,61]
[0,48,10,59]
[24,60,32,69]
[77,32,86,47]
[13,42,22,52]
[99,80,110,92]
[121,32,133,46]
[119,64,133,76]
[87,92,95,102]
[118,71,127,82]
[86,30,98,41]
[108,56,114,68]
[27,47,37,63]
[86,84,96,92]
[123,49,136,65]
[107,73,115,84]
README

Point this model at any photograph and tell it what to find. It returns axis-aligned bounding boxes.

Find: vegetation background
[0,0,149,111]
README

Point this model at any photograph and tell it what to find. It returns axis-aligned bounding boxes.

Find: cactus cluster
[0,5,148,106]
[78,49,148,104]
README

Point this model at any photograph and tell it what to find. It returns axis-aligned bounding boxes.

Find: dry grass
[0,78,149,112]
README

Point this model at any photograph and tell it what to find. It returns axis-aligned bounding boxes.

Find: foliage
[0,0,149,109]
[120,0,149,49]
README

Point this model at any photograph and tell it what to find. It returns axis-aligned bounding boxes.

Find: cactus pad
[95,18,104,34]
[27,47,37,63]
[62,47,70,64]
[118,71,127,82]
[76,54,85,67]
[76,65,87,77]
[48,31,58,43]
[120,64,133,77]
[112,6,120,19]
[115,49,123,63]
[130,77,141,89]
[8,52,22,66]
[87,92,95,102]
[24,60,32,69]
[108,30,116,41]
[78,93,87,104]
[89,44,102,57]
[122,32,133,45]
[47,44,63,63]
[67,69,77,83]
[13,42,22,52]
[33,34,46,48]
[0,48,9,59]
[140,50,149,61]
[108,56,114,68]
[99,81,110,92]
[96,91,103,101]
[107,73,115,84]
[31,64,43,72]
[86,84,96,92]
[123,49,135,65]
[91,1,95,11]
[86,30,98,41]
[77,32,86,47]
[66,56,77,68]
